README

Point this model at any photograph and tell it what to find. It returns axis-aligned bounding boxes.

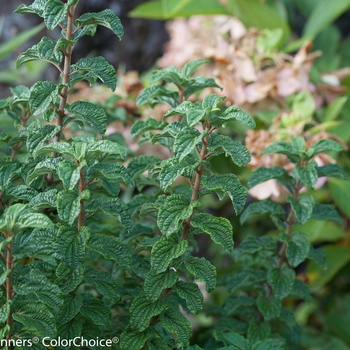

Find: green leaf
[316,163,348,180]
[248,166,293,189]
[240,199,285,225]
[174,127,205,161]
[29,81,58,115]
[151,236,188,273]
[26,158,61,185]
[191,213,234,252]
[34,142,75,159]
[160,308,192,347]
[84,267,119,301]
[248,319,271,344]
[136,85,178,106]
[261,141,300,162]
[174,281,203,314]
[157,194,193,236]
[2,184,38,203]
[207,134,251,167]
[287,195,315,224]
[76,9,124,39]
[181,59,209,78]
[183,255,216,292]
[86,234,131,266]
[65,101,107,134]
[184,76,221,98]
[57,190,80,225]
[86,140,127,160]
[120,327,154,350]
[85,196,133,231]
[131,118,167,139]
[127,155,160,178]
[201,174,247,215]
[202,94,225,111]
[57,225,89,269]
[239,236,277,254]
[187,108,206,127]
[214,331,250,349]
[286,232,310,267]
[251,339,286,350]
[130,294,167,332]
[26,124,60,153]
[307,246,327,268]
[144,269,179,301]
[16,36,62,68]
[58,160,81,190]
[56,294,83,324]
[329,179,350,219]
[163,101,193,119]
[57,263,84,293]
[311,204,343,226]
[295,161,318,188]
[308,139,344,157]
[214,106,256,129]
[256,295,281,320]
[150,66,182,85]
[71,56,117,91]
[43,0,68,30]
[13,303,56,338]
[80,295,111,327]
[267,264,295,299]
[15,0,46,17]
[0,301,11,324]
[323,96,348,121]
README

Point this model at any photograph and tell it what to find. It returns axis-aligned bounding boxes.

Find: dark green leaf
[248,166,293,189]
[29,81,58,115]
[131,118,167,139]
[308,139,344,157]
[127,156,160,178]
[136,85,178,106]
[58,160,81,190]
[316,163,348,180]
[80,295,111,327]
[295,161,318,188]
[86,140,127,160]
[251,338,286,350]
[144,269,178,302]
[56,294,83,324]
[287,195,315,224]
[57,190,80,225]
[174,281,203,314]
[214,331,250,349]
[174,126,205,161]
[267,264,295,298]
[43,0,68,30]
[256,295,281,320]
[214,106,256,129]
[311,204,343,225]
[261,141,300,162]
[26,124,60,153]
[150,66,182,85]
[120,327,154,350]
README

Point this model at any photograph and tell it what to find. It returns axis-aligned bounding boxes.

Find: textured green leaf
[160,308,192,347]
[26,157,61,184]
[207,133,251,167]
[152,122,185,144]
[187,108,206,127]
[251,338,286,350]
[286,231,310,267]
[214,105,256,128]
[174,126,205,161]
[17,36,63,68]
[184,76,221,98]
[58,160,81,190]
[157,194,193,236]
[192,213,233,252]
[2,184,38,203]
[131,118,167,139]
[248,166,293,189]
[85,196,132,231]
[86,140,127,160]
[127,155,160,178]
[86,234,131,266]
[256,295,281,320]
[163,101,193,119]
[287,195,315,224]
[71,56,117,91]
[84,267,119,300]
[181,59,209,78]
[174,281,203,314]
[261,141,300,162]
[56,263,84,293]
[151,236,188,273]
[57,225,89,269]
[240,199,285,225]
[130,294,167,332]
[15,0,46,17]
[308,139,344,157]
[150,66,182,85]
[0,163,21,190]
[136,85,178,106]
[16,212,53,232]
[76,9,124,39]
[144,269,178,301]
[0,301,11,324]
[43,0,68,30]
[295,161,318,188]
[307,246,327,268]
[34,142,75,159]
[311,204,343,226]
[80,295,111,327]
[202,94,225,110]
[239,235,277,254]
[183,256,216,292]
[317,163,348,180]
[201,174,247,215]
[214,331,250,349]
[26,124,60,153]
[56,294,83,324]
[267,264,295,299]
[65,101,107,134]
[247,319,271,344]
[57,190,80,225]
[13,303,56,338]
[120,327,154,350]
[29,81,58,115]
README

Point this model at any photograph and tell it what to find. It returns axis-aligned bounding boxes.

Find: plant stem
[78,166,84,231]
[6,235,13,344]
[181,131,211,240]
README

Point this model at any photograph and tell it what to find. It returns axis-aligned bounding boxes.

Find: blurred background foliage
[1,0,350,349]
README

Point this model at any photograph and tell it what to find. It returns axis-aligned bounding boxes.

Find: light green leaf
[0,301,11,324]
[163,101,193,119]
[330,178,350,219]
[181,59,209,78]
[120,327,154,350]
[267,264,295,299]
[43,0,68,30]
[160,308,192,347]
[65,101,107,134]
[127,155,160,178]
[34,142,75,159]
[215,106,256,128]
[58,160,81,190]
[26,157,61,184]
[202,94,225,110]
[157,194,193,236]
[256,295,281,320]
[85,139,126,161]
[2,184,38,203]
[201,174,247,215]
[131,118,167,139]
[184,76,221,98]
[17,212,54,231]
[57,225,89,269]
[130,294,167,332]
[191,213,233,252]
[80,295,111,327]
[248,166,293,189]
[26,124,60,153]
[174,126,205,161]
[287,195,315,224]
[86,234,131,266]
[57,294,83,324]
[76,9,124,39]
[307,139,344,157]
[311,204,343,226]
[187,108,206,127]
[29,81,58,115]
[174,281,203,314]
[207,133,251,167]
[261,141,300,162]
[316,163,348,180]
[324,96,348,121]
[15,0,46,17]
[286,232,310,267]
[84,267,119,301]
[57,190,80,225]
[183,255,216,292]
[144,269,178,301]
[150,65,182,85]
[151,236,188,273]
[295,161,318,188]
[71,56,117,91]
